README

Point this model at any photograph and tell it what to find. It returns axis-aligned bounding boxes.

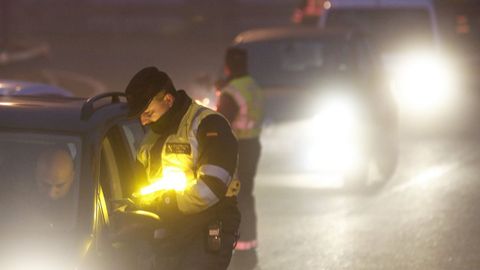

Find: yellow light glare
[0,102,14,106]
[139,167,188,195]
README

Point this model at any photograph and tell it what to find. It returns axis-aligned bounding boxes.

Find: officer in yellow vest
[125,67,240,270]
[217,48,264,270]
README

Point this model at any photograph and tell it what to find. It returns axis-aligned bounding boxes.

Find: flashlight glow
[139,167,188,195]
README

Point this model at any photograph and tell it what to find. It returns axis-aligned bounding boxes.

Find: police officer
[125,67,240,270]
[291,0,323,25]
[216,47,264,270]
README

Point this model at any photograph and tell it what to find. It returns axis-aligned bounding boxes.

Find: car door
[92,120,147,269]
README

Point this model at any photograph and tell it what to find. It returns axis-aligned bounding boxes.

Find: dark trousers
[152,198,240,270]
[153,231,237,270]
[237,137,261,242]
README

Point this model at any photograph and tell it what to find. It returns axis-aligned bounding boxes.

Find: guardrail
[0,41,50,65]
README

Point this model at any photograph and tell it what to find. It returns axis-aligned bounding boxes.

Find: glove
[132,190,181,220]
[152,190,181,220]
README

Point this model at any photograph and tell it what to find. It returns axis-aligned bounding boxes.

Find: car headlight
[304,93,366,172]
[390,51,458,115]
[311,94,361,136]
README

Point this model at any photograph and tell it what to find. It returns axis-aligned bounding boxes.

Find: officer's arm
[176,114,238,214]
[217,92,239,124]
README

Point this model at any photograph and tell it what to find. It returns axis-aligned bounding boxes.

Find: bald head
[35,148,74,201]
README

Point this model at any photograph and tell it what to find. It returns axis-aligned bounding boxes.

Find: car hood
[0,231,87,270]
[261,79,370,123]
[262,85,314,123]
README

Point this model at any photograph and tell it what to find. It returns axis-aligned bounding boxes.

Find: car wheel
[344,138,398,192]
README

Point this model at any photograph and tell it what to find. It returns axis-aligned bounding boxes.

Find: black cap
[124,66,176,117]
[225,47,247,75]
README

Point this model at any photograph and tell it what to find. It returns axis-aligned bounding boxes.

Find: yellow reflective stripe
[225,76,264,139]
[177,180,220,214]
[198,164,231,185]
[189,106,209,132]
[195,179,220,204]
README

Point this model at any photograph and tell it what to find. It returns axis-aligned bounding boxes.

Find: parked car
[0,79,73,96]
[0,91,156,270]
[230,26,398,189]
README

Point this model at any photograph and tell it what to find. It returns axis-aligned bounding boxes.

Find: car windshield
[0,132,81,232]
[326,8,434,52]
[243,38,356,88]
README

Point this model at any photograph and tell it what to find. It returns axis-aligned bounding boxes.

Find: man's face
[36,150,74,201]
[140,93,174,126]
[38,173,74,201]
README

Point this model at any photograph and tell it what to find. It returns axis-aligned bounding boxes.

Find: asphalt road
[254,128,480,269]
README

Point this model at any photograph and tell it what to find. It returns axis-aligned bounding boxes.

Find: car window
[243,38,354,88]
[326,8,434,52]
[121,120,145,159]
[353,37,382,79]
[0,132,81,231]
[100,137,124,201]
[280,41,325,71]
[99,123,143,203]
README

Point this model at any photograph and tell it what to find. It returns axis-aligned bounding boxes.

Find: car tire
[344,137,398,192]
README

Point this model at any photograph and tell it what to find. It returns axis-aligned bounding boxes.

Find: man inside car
[33,147,75,227]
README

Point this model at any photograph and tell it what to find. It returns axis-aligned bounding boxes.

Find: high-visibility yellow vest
[223,76,264,139]
[137,102,230,214]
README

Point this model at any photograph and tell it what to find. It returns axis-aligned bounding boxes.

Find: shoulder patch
[206,132,219,137]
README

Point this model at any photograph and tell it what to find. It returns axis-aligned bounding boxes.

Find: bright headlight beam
[7,249,68,270]
[305,93,365,173]
[391,52,457,114]
[311,94,360,135]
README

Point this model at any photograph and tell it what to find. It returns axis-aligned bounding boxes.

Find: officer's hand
[130,191,162,211]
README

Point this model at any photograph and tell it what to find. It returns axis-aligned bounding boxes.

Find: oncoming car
[230,27,398,189]
[319,0,460,123]
[0,92,156,270]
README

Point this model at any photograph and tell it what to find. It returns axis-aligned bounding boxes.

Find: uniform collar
[150,90,192,135]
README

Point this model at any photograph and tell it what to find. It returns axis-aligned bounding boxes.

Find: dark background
[0,0,297,95]
[2,0,480,96]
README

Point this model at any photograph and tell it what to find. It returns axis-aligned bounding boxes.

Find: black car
[231,27,398,189]
[0,91,154,269]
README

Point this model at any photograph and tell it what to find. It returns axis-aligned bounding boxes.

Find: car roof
[0,94,129,134]
[0,79,73,97]
[325,0,434,8]
[232,27,357,45]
